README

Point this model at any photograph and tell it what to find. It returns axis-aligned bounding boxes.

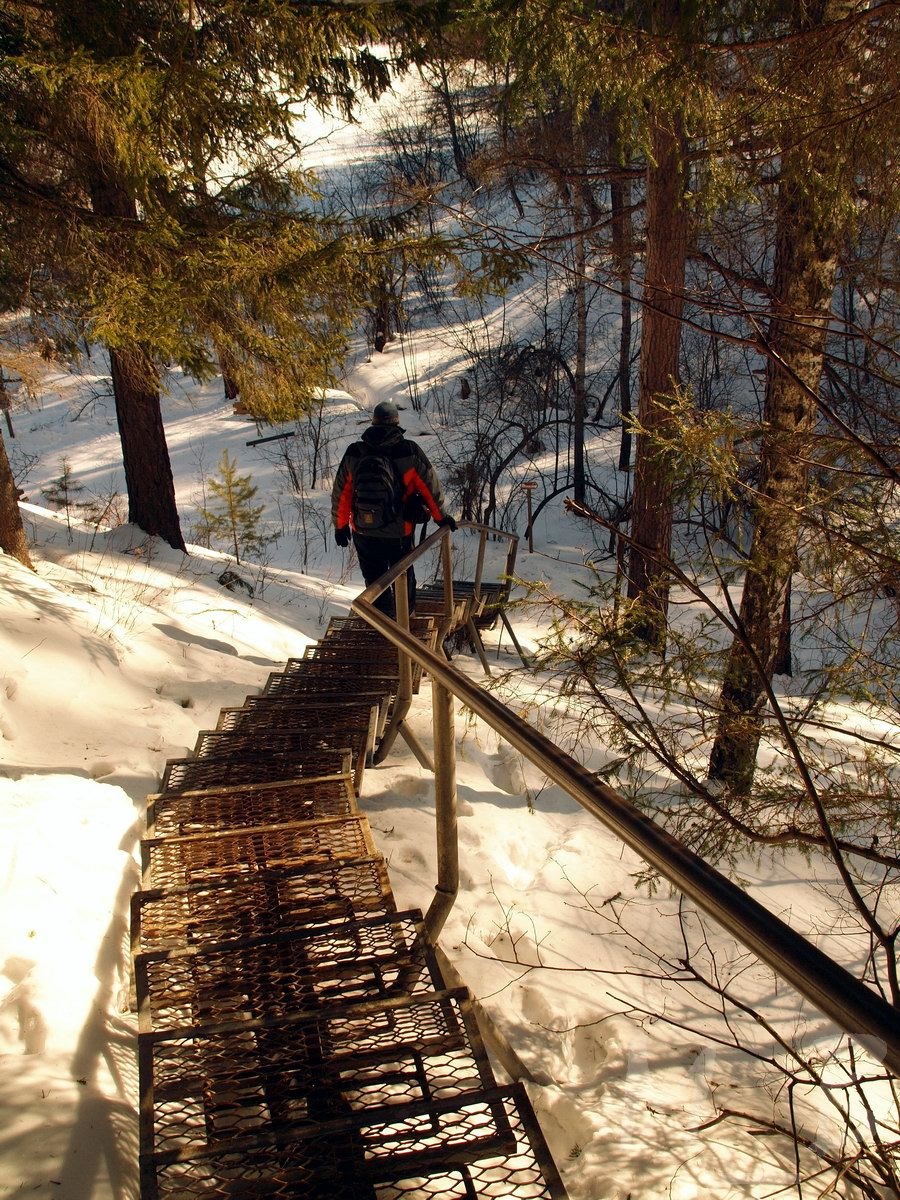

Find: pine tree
[41,457,85,538]
[707,0,898,793]
[0,0,423,550]
[198,451,267,565]
[444,0,743,644]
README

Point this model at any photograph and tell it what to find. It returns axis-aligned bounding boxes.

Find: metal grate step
[140,989,502,1171]
[191,719,374,792]
[214,698,379,735]
[135,910,443,1032]
[142,1134,373,1200]
[301,642,411,665]
[136,611,567,1199]
[132,855,396,955]
[245,683,393,707]
[281,652,401,672]
[160,747,351,794]
[141,815,381,890]
[146,773,356,838]
[324,615,437,639]
[191,725,368,761]
[371,1083,568,1198]
[263,661,399,699]
[228,691,394,740]
[142,1085,559,1200]
[300,644,427,694]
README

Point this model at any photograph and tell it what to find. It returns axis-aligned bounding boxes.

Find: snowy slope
[4,348,885,1200]
[1,79,896,1200]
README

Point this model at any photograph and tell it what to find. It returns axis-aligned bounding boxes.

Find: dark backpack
[352,447,403,531]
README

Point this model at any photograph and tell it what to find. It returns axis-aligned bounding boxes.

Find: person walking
[331,400,456,616]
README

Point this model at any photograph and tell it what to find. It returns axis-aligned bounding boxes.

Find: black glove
[438,515,457,532]
[335,526,351,548]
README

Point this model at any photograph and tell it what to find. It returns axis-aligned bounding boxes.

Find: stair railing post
[473,526,487,603]
[441,527,455,620]
[425,671,458,939]
[395,563,412,703]
[393,563,435,770]
[372,559,434,770]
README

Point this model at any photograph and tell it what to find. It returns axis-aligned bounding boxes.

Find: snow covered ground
[1,83,897,1200]
[3,335,893,1200]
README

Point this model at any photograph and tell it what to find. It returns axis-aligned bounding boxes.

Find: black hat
[372,400,400,425]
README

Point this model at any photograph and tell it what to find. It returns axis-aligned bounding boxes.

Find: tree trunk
[708,162,839,792]
[218,346,240,401]
[773,572,793,677]
[373,290,391,353]
[0,430,34,569]
[89,175,186,552]
[0,375,14,438]
[572,131,588,504]
[573,226,587,502]
[436,57,474,190]
[109,345,187,552]
[610,153,634,471]
[625,106,690,646]
[222,371,239,402]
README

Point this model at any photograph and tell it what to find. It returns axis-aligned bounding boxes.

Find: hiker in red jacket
[331,401,456,616]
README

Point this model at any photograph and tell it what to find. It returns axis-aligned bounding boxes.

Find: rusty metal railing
[351,524,900,1078]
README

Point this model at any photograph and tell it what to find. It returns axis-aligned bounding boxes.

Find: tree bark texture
[709,164,839,791]
[0,430,34,569]
[373,291,392,353]
[572,124,589,504]
[625,111,690,643]
[218,346,240,401]
[89,175,186,552]
[573,223,587,503]
[108,344,186,552]
[436,58,474,190]
[609,136,634,471]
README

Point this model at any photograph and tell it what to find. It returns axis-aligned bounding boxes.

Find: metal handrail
[352,527,900,1077]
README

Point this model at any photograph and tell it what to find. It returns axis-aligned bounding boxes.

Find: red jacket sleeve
[403,446,446,521]
[331,451,355,529]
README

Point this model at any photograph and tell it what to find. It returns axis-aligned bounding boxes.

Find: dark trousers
[352,533,416,618]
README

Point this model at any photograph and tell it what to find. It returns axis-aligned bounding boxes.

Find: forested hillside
[1,1,898,1197]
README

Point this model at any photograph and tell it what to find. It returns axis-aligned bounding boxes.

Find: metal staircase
[133,614,568,1198]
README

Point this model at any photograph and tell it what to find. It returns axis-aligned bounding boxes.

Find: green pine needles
[197,450,268,565]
